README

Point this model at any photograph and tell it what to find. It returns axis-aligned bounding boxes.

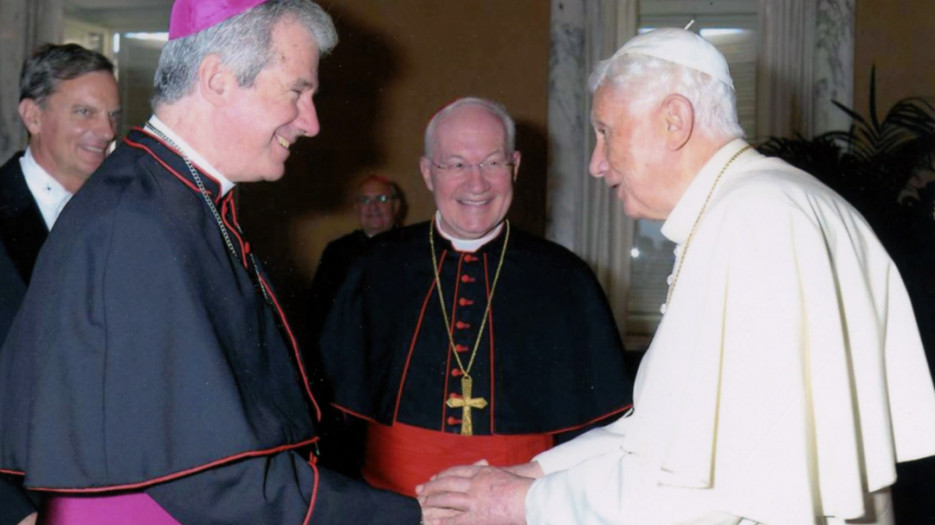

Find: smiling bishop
[0,1,423,524]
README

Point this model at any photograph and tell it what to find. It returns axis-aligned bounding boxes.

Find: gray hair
[20,43,115,106]
[424,97,516,158]
[152,0,337,109]
[589,54,744,140]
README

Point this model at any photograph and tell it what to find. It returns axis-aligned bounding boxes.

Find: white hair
[423,97,516,158]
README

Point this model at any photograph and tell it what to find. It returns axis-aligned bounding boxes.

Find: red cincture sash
[361,421,552,497]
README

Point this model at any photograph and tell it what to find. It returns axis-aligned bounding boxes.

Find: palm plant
[757,67,935,258]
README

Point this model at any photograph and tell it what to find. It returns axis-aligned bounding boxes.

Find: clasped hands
[416,460,544,525]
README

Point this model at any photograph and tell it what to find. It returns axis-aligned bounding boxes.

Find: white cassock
[525,139,935,525]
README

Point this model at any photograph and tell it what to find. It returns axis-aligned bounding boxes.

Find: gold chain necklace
[429,219,510,435]
[665,144,752,308]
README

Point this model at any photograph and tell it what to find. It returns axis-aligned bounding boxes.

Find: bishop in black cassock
[0,0,420,521]
[0,127,419,524]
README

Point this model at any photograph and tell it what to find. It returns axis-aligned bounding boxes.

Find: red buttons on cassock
[447,417,462,426]
[458,298,474,306]
[451,369,463,377]
[460,274,476,283]
[448,392,462,400]
[454,344,468,353]
[455,321,470,330]
[464,254,479,262]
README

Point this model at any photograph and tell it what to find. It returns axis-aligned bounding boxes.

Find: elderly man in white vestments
[416,28,935,525]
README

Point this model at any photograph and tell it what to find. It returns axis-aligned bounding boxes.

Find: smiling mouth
[458,199,492,207]
[80,145,107,154]
[275,135,290,149]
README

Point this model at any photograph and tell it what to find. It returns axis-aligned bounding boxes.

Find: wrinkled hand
[416,460,540,525]
[17,512,37,525]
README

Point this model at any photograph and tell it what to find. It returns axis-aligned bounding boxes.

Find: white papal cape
[526,140,935,525]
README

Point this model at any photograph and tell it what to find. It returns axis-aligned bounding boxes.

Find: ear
[419,156,435,192]
[18,99,42,135]
[510,150,522,182]
[198,54,235,107]
[660,94,694,151]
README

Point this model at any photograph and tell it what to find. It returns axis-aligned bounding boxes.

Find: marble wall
[545,0,588,251]
[755,0,854,140]
[546,0,636,331]
[813,0,855,135]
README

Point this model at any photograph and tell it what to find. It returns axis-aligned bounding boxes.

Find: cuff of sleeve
[525,472,578,525]
[533,447,570,475]
[534,416,631,474]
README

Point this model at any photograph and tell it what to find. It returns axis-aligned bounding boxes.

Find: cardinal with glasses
[319,97,634,497]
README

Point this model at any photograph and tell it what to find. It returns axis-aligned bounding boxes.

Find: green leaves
[758,66,935,249]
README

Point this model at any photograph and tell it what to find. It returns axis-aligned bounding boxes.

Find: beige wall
[854,0,935,117]
[238,1,551,329]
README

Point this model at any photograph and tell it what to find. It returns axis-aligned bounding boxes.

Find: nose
[589,138,607,179]
[97,113,118,142]
[464,164,491,192]
[296,94,321,138]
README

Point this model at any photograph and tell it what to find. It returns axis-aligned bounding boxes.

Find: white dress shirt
[19,147,72,230]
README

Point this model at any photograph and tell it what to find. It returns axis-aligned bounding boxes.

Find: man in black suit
[0,42,119,525]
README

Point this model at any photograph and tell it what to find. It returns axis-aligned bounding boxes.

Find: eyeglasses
[357,194,396,205]
[431,158,515,176]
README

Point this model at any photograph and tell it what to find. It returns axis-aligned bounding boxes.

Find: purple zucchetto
[169,0,267,40]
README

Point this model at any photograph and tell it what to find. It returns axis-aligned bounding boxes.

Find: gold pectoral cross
[446,375,488,436]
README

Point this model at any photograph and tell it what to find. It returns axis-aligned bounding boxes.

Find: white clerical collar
[147,116,235,196]
[20,147,72,230]
[434,212,504,252]
[661,138,754,245]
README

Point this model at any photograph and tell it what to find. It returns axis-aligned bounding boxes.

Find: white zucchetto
[613,27,734,90]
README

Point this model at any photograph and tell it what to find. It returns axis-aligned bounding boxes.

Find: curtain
[756,0,854,141]
[0,0,64,162]
[756,0,815,141]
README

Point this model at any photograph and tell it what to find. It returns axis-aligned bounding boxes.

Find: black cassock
[0,152,46,525]
[321,221,633,484]
[0,128,418,524]
[305,228,378,477]
[309,229,374,337]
